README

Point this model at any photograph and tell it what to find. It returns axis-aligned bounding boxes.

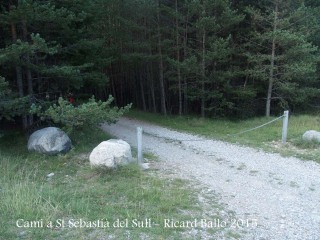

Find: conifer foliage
[1,0,320,127]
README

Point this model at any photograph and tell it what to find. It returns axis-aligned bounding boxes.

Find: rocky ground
[102,118,320,240]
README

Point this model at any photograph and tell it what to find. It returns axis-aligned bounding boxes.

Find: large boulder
[302,130,320,143]
[89,139,133,168]
[28,127,72,155]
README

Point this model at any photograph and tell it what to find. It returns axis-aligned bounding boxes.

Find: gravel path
[102,118,320,240]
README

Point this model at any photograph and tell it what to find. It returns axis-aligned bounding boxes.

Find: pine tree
[0,0,113,127]
[183,0,243,117]
[245,0,320,116]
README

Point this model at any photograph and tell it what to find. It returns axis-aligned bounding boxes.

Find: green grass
[0,127,214,239]
[126,110,320,164]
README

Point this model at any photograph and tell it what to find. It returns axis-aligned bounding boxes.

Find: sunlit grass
[127,110,320,164]
[0,126,209,239]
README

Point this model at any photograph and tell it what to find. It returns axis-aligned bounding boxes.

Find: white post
[282,110,289,144]
[137,127,143,164]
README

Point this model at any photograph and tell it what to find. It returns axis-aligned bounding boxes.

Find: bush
[30,95,131,133]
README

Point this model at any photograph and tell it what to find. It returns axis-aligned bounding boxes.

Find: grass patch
[0,127,211,239]
[126,110,320,164]
[291,138,320,149]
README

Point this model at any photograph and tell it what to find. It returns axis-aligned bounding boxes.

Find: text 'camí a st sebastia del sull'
[16,218,258,229]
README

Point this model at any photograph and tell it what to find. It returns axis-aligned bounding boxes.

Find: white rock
[302,130,320,143]
[140,163,150,170]
[89,139,133,168]
[47,173,54,178]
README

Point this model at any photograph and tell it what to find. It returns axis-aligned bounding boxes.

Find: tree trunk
[201,30,206,118]
[139,70,147,111]
[22,21,33,96]
[11,22,23,99]
[22,20,33,126]
[175,0,182,116]
[157,0,167,115]
[148,62,157,113]
[200,1,207,118]
[11,19,28,129]
[145,17,157,113]
[120,66,124,105]
[110,65,118,105]
[266,4,278,117]
[183,10,189,115]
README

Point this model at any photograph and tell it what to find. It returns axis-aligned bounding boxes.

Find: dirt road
[102,118,320,239]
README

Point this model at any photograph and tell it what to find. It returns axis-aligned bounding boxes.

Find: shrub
[30,95,131,133]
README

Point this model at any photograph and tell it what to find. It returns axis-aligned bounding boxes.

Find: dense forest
[1,0,320,129]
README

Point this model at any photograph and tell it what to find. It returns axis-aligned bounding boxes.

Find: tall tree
[185,0,243,117]
[245,0,320,116]
[175,0,183,115]
[157,0,167,115]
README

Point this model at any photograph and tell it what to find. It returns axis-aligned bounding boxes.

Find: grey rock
[18,231,28,237]
[28,127,72,155]
[89,139,133,168]
[302,130,320,143]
